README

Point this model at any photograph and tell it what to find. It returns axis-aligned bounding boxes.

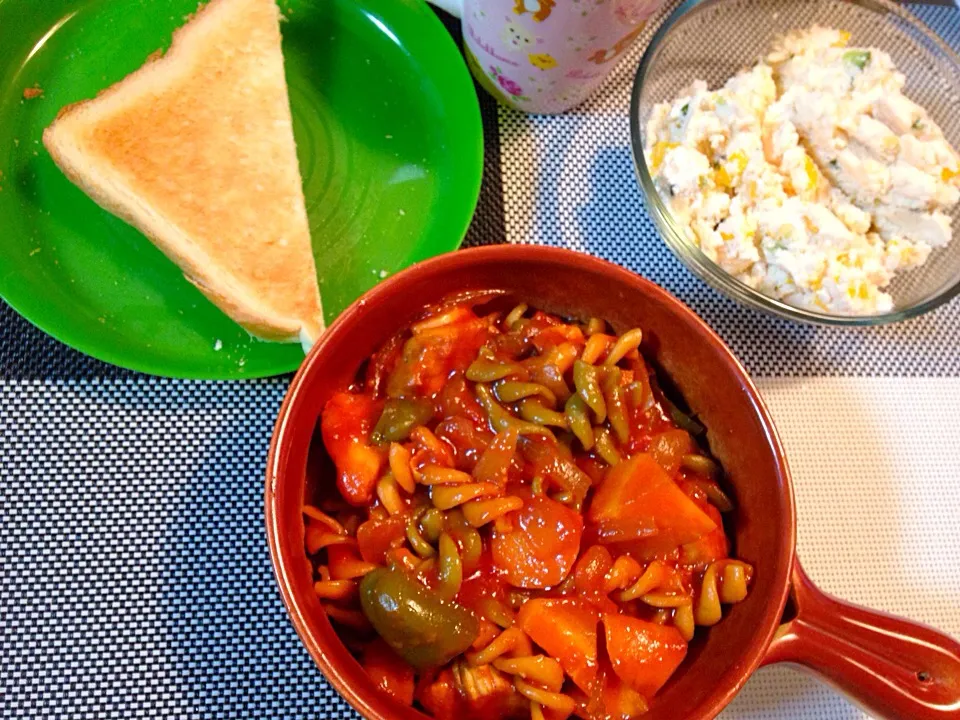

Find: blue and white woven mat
[3,4,960,719]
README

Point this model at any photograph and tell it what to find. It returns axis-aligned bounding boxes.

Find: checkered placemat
[3,4,960,720]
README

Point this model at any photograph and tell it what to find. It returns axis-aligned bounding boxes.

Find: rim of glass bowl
[628,0,960,326]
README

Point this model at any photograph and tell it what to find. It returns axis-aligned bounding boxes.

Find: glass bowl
[629,0,960,325]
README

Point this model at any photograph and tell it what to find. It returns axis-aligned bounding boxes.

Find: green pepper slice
[359,566,479,669]
[371,398,434,444]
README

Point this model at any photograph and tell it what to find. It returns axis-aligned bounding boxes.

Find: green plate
[0,0,482,378]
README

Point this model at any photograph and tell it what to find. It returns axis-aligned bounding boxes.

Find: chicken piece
[803,202,858,245]
[834,148,891,201]
[900,135,960,178]
[872,93,923,135]
[886,161,959,211]
[850,115,899,163]
[873,206,952,248]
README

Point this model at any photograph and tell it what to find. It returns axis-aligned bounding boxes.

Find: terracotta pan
[266,245,960,720]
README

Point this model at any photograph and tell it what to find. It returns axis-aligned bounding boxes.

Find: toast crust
[43,0,324,344]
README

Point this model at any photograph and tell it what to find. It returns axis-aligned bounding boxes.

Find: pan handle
[762,558,960,720]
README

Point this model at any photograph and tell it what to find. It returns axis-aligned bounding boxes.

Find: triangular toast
[43,0,324,346]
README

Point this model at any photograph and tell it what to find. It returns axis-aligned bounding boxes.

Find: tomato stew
[305,292,753,720]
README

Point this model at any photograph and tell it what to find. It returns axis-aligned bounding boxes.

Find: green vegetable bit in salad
[843,49,871,70]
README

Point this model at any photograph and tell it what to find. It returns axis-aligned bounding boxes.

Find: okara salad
[645,26,960,314]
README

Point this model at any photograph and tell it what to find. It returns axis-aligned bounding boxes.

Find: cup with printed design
[429,0,664,114]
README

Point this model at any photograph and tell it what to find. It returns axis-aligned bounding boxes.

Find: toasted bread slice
[43,0,324,347]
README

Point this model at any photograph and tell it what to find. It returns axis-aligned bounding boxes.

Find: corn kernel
[713,165,732,189]
[804,156,818,191]
[834,30,851,47]
[649,141,678,173]
[731,150,749,174]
